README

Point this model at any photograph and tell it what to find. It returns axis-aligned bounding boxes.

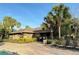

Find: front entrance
[34,32,51,42]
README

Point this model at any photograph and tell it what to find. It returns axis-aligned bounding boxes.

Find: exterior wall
[23,33,33,38]
[9,34,21,39]
[9,33,33,39]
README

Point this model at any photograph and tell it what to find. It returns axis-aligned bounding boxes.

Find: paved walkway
[0,42,79,55]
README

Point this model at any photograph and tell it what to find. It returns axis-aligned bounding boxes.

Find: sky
[0,3,79,29]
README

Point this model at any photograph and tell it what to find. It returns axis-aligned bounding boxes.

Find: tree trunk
[50,29,53,39]
[58,26,61,39]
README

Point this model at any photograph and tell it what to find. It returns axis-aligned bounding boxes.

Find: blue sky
[0,3,79,28]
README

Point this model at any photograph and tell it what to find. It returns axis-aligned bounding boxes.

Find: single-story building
[9,28,51,41]
[9,29,34,39]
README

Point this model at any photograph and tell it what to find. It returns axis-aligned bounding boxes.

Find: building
[9,29,34,39]
[9,28,51,41]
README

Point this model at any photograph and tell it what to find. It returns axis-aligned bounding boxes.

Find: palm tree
[43,12,56,39]
[52,4,71,39]
[41,22,48,30]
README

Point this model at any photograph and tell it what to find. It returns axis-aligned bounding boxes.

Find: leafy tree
[41,4,71,39]
[42,12,56,39]
[70,18,79,48]
[41,4,79,47]
[0,16,21,41]
[3,16,21,32]
[61,19,73,35]
[52,4,71,39]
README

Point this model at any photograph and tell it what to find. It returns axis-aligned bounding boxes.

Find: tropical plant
[41,4,72,39]
[52,4,71,39]
[41,12,56,39]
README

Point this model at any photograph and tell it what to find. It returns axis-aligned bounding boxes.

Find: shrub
[52,39,65,46]
[55,40,62,45]
[9,37,36,43]
[47,39,52,44]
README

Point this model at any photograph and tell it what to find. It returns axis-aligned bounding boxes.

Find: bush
[47,39,52,44]
[9,37,36,43]
[55,40,62,45]
[52,39,65,46]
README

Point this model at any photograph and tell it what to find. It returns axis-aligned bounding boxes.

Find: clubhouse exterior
[9,28,51,41]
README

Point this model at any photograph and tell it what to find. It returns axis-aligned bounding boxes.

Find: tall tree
[41,4,71,39]
[52,4,71,39]
[42,12,56,39]
[0,16,21,40]
[3,16,21,32]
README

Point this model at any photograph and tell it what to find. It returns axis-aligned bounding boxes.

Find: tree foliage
[0,16,21,40]
[3,16,21,32]
[41,4,72,39]
[41,4,79,47]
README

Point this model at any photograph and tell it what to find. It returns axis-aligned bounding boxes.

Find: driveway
[0,42,79,55]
